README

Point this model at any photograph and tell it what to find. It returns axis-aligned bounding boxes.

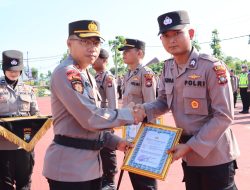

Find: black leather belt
[53,135,104,150]
[179,135,193,143]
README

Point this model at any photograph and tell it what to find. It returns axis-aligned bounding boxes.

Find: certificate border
[121,123,182,180]
[122,116,164,139]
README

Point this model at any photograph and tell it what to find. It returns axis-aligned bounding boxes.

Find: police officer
[118,39,157,190]
[230,69,239,108]
[92,48,118,190]
[238,64,250,113]
[0,50,39,190]
[135,10,240,190]
[42,20,144,190]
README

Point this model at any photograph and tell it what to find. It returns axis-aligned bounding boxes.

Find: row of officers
[0,10,242,190]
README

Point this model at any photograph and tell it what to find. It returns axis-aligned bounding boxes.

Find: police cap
[157,10,190,35]
[69,20,104,40]
[99,48,109,59]
[2,50,24,71]
[118,38,145,51]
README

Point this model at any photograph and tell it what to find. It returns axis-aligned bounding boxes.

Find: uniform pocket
[183,88,208,115]
[19,95,31,112]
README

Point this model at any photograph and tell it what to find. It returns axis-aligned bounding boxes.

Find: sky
[1,0,250,75]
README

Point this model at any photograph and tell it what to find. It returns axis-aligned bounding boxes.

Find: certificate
[121,123,182,180]
[122,123,142,142]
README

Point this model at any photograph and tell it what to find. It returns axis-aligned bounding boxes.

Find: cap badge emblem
[88,22,98,32]
[11,60,18,66]
[163,16,172,25]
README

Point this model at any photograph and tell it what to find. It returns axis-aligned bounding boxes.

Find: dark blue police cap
[69,20,104,40]
[118,38,145,51]
[157,10,190,35]
[99,48,109,59]
[2,50,24,71]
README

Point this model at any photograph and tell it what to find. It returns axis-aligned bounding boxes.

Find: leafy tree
[148,61,164,75]
[210,29,223,59]
[31,67,38,80]
[108,36,127,77]
[192,38,201,52]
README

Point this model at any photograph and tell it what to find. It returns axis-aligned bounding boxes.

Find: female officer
[0,50,39,190]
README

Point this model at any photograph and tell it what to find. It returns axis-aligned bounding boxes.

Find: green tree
[108,36,127,77]
[210,29,223,59]
[192,38,201,52]
[60,50,69,63]
[148,61,164,75]
[31,67,38,80]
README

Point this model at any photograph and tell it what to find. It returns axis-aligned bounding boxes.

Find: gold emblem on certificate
[121,123,182,180]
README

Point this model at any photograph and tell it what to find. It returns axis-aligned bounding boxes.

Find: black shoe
[239,110,249,114]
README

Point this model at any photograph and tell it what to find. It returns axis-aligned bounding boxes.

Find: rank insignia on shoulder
[188,74,201,79]
[144,74,153,87]
[106,75,113,87]
[191,100,199,109]
[71,80,84,94]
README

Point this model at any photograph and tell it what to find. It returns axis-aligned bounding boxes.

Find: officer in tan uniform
[42,20,144,190]
[92,48,118,190]
[118,39,157,190]
[135,10,240,190]
[0,50,39,190]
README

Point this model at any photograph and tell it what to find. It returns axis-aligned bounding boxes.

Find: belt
[53,135,104,150]
[179,135,193,144]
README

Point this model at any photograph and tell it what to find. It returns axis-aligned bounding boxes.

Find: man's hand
[116,139,134,152]
[167,144,192,162]
[127,103,146,124]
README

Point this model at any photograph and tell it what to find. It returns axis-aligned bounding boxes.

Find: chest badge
[188,74,201,79]
[191,100,199,109]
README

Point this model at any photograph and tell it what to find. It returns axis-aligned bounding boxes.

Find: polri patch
[213,65,228,85]
[71,80,84,94]
[144,74,153,87]
[106,75,113,87]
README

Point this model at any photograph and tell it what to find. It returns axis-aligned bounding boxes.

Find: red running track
[31,97,250,190]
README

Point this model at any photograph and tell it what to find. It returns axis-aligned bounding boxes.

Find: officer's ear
[188,28,195,40]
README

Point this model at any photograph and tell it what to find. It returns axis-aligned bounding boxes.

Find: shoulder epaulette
[199,53,219,63]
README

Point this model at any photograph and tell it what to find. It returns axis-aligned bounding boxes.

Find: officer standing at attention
[92,48,118,190]
[42,20,144,190]
[0,50,39,190]
[238,64,250,113]
[118,38,157,190]
[134,10,240,190]
[230,69,239,108]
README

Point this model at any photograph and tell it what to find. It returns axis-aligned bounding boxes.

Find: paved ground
[31,97,250,190]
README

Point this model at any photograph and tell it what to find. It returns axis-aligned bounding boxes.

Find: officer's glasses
[70,38,102,47]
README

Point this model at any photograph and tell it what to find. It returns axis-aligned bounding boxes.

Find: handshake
[128,102,146,124]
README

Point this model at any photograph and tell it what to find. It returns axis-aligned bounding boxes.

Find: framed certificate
[122,123,142,142]
[121,123,182,180]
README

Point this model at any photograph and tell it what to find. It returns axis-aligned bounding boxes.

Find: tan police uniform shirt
[122,64,156,107]
[43,55,134,182]
[144,48,240,166]
[0,77,39,150]
[95,71,118,109]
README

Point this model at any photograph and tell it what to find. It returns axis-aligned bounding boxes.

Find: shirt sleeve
[105,75,118,109]
[51,67,134,132]
[29,86,40,116]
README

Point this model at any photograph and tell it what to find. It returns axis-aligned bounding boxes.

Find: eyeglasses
[70,38,102,47]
